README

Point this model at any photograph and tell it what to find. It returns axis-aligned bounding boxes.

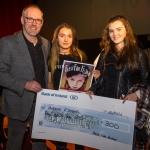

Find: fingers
[86,91,94,99]
[92,70,100,79]
[122,93,137,104]
[122,98,127,104]
[89,94,92,99]
[25,81,42,93]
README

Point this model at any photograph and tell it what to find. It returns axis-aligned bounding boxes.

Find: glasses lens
[24,16,42,24]
[27,18,34,23]
[36,19,42,24]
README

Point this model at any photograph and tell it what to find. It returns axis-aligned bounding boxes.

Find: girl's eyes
[109,29,121,33]
[59,35,64,37]
[68,35,72,38]
[59,35,72,38]
[70,79,83,82]
[70,78,75,81]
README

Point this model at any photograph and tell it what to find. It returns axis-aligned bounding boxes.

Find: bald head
[22,4,43,18]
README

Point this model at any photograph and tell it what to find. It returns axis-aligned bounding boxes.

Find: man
[0,4,50,150]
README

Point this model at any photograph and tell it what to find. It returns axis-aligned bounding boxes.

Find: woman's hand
[123,93,138,103]
[86,90,94,99]
[92,70,100,79]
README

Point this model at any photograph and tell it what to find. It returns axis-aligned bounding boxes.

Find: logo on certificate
[70,95,78,100]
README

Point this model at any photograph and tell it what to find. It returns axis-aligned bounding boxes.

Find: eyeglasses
[23,16,43,25]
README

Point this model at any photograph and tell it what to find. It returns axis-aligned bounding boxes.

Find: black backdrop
[36,0,150,63]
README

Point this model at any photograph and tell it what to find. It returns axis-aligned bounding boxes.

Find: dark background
[0,0,150,63]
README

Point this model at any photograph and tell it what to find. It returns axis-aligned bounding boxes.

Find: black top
[51,54,81,90]
[143,48,150,71]
[95,51,119,98]
[23,33,46,88]
[90,46,150,98]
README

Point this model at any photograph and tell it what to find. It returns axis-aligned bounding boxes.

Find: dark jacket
[143,48,150,71]
[0,32,50,121]
[90,46,150,99]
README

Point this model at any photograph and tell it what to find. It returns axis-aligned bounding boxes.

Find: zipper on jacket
[117,72,121,98]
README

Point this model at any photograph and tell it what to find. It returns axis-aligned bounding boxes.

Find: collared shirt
[23,32,46,88]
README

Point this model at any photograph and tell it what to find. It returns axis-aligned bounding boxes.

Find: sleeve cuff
[135,90,140,99]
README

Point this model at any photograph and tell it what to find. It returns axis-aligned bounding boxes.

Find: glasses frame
[23,16,43,25]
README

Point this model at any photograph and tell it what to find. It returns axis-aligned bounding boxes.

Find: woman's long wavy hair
[100,15,138,72]
[48,23,87,83]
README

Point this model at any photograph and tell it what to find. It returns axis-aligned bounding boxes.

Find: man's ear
[20,16,24,25]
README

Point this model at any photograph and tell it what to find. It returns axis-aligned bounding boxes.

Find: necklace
[59,51,70,55]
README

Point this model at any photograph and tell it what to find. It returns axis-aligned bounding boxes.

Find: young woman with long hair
[88,14,149,100]
[48,23,87,90]
[87,15,150,149]
[48,23,87,150]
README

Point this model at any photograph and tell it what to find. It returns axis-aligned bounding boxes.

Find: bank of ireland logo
[70,95,78,100]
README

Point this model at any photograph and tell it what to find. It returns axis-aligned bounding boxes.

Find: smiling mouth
[113,37,120,40]
[30,28,36,30]
[72,87,78,89]
[113,37,118,40]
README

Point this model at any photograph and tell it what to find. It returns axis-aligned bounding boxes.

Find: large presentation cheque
[32,89,136,150]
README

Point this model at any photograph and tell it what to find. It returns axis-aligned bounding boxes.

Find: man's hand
[25,81,42,93]
[86,90,94,99]
[123,93,137,103]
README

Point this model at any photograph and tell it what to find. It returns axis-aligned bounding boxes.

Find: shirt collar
[22,31,42,46]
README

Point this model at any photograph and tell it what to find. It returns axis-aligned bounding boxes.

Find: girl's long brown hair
[100,15,138,72]
[48,23,87,83]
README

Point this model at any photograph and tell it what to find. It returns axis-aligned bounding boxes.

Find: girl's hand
[123,93,138,103]
[92,70,100,79]
[86,90,94,99]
